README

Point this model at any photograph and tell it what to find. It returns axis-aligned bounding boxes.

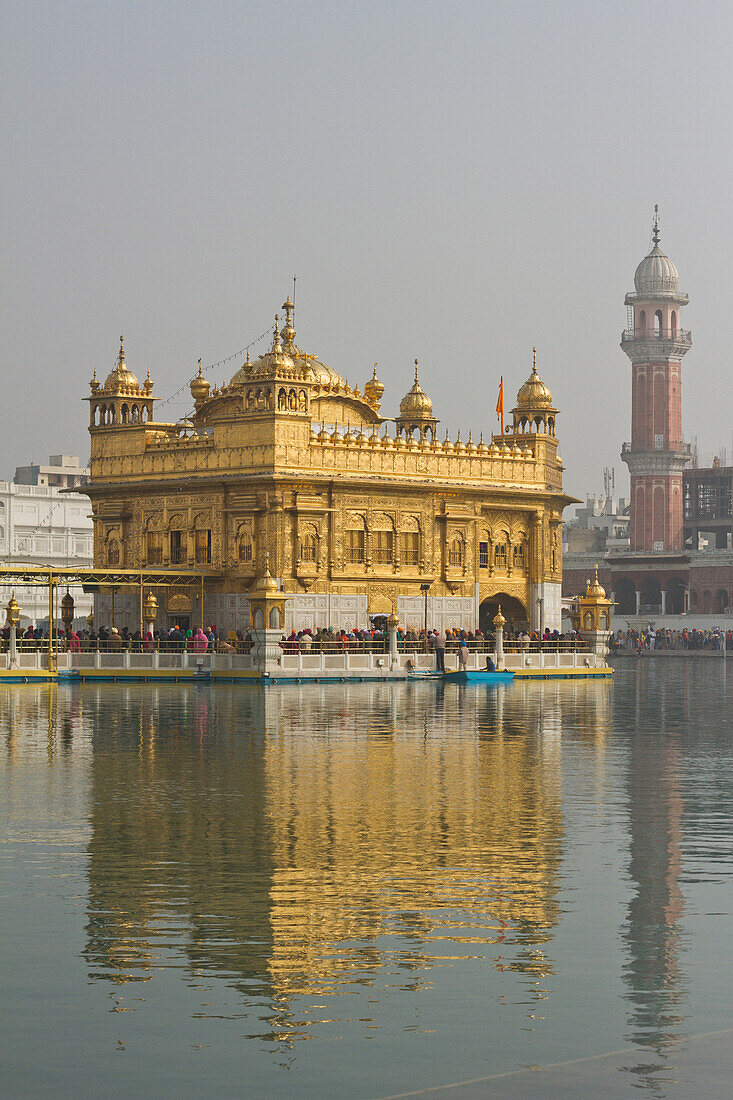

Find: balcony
[622,441,691,454]
[620,325,686,343]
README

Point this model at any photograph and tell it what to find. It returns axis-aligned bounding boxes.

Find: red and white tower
[621,209,691,552]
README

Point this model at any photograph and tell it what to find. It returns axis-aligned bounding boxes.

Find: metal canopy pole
[48,570,55,673]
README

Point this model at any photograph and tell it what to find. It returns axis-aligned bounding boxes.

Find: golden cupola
[86,335,156,429]
[103,336,141,394]
[396,360,438,440]
[512,348,558,436]
[364,363,385,410]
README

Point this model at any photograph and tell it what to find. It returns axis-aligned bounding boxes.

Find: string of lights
[154,322,273,412]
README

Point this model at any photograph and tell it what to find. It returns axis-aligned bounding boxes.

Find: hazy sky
[3,0,732,500]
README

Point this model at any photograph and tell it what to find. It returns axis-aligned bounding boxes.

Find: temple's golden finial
[532,346,537,374]
[373,363,379,379]
[118,335,125,368]
[273,314,280,347]
[414,358,420,382]
[197,358,203,377]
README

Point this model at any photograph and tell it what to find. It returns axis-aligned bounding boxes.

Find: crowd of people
[2,620,586,657]
[0,623,232,653]
[611,627,732,652]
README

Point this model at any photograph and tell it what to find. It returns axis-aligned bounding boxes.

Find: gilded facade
[83,305,574,632]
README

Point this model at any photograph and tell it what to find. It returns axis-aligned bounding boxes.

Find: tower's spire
[117,335,125,369]
[281,296,296,350]
[272,314,281,349]
[414,358,419,383]
[652,203,660,248]
[532,346,538,376]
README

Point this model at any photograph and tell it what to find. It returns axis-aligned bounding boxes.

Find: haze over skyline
[3,0,732,498]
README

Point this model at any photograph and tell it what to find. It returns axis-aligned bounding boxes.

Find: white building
[0,459,94,626]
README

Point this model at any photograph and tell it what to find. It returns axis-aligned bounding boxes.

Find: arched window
[639,309,646,333]
[345,516,366,564]
[449,536,464,567]
[278,388,287,410]
[654,309,663,335]
[146,530,163,564]
[299,530,317,563]
[107,538,120,566]
[238,530,254,563]
[670,310,677,336]
[513,541,526,568]
[494,540,508,569]
[373,528,394,564]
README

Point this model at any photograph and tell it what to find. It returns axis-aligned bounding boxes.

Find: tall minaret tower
[621,208,691,552]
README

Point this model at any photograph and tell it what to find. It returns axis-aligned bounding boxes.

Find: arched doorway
[616,577,636,615]
[479,594,528,633]
[640,577,662,613]
[666,578,686,615]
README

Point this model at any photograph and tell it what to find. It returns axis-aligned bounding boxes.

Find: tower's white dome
[633,245,680,296]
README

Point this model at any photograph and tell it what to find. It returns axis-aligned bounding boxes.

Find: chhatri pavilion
[82,301,574,633]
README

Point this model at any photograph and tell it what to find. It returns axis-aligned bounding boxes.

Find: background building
[564,469,630,554]
[82,316,574,635]
[0,457,93,625]
[564,213,733,624]
[14,454,89,489]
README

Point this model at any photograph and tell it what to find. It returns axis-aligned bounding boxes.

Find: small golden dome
[251,556,279,595]
[585,565,607,599]
[104,336,140,392]
[477,432,488,455]
[331,425,344,444]
[516,348,553,409]
[493,605,506,629]
[399,360,434,418]
[317,423,330,443]
[190,359,211,403]
[364,363,385,407]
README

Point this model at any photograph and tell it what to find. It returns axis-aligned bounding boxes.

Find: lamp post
[143,591,158,638]
[5,592,20,670]
[493,605,506,671]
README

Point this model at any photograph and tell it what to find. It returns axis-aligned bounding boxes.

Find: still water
[1,664,732,1098]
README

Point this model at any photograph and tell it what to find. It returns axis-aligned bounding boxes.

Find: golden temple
[83,305,575,633]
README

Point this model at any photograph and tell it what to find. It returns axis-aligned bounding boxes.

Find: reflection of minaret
[622,682,686,1086]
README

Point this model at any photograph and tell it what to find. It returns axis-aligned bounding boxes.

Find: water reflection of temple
[1,680,611,1042]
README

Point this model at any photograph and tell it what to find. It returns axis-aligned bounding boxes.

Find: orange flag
[496,377,504,434]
